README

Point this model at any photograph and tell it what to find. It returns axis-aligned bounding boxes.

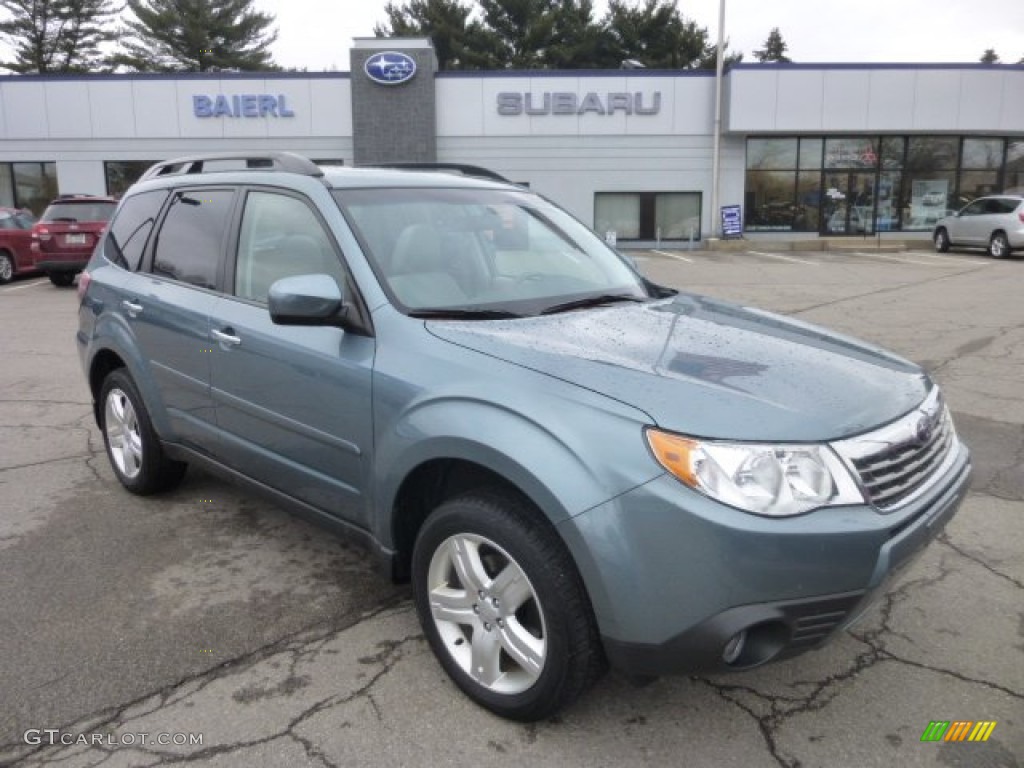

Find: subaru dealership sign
[193,94,295,118]
[364,52,417,85]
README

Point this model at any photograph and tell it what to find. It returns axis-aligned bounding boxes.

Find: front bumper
[558,441,971,677]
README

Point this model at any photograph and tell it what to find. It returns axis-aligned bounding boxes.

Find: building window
[747,138,798,170]
[105,161,157,198]
[1006,140,1024,194]
[957,137,1005,208]
[6,162,58,215]
[594,192,701,241]
[901,137,959,230]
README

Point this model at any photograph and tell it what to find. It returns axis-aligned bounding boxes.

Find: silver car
[933,195,1024,258]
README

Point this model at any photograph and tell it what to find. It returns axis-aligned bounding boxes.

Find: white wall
[0,74,352,140]
[437,73,715,137]
[728,65,1024,134]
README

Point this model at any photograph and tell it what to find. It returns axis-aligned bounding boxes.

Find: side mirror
[268,274,346,327]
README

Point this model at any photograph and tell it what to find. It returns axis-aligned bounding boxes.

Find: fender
[372,391,662,549]
[87,305,174,438]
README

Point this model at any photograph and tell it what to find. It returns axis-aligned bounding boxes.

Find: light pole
[709,0,726,240]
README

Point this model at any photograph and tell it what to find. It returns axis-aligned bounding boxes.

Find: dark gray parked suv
[77,153,972,721]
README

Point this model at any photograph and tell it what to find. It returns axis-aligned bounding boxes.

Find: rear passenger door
[208,188,374,527]
[132,187,235,450]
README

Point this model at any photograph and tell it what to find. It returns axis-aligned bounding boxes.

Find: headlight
[645,428,864,517]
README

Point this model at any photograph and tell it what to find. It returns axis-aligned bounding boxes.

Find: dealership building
[0,37,1021,243]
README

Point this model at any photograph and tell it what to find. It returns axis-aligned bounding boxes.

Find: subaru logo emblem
[364,52,417,86]
[914,416,933,444]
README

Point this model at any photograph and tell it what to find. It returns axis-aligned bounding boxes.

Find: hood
[427,294,930,441]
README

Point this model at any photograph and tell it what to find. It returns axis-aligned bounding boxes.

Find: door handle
[121,299,143,316]
[212,328,241,347]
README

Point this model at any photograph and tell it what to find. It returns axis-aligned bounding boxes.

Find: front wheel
[933,228,950,253]
[48,272,75,287]
[989,232,1010,259]
[412,489,605,721]
[99,369,187,495]
[0,251,13,284]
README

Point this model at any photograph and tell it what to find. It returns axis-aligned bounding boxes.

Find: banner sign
[720,205,743,238]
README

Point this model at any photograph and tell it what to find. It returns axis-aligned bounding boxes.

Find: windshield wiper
[539,294,646,315]
[409,308,523,320]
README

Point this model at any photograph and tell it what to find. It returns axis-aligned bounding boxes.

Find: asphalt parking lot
[1,248,1021,767]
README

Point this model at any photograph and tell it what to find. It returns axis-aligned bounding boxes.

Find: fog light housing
[722,630,747,664]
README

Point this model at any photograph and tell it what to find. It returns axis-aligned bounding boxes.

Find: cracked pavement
[1,253,1021,767]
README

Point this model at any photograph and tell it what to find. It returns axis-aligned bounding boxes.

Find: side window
[152,189,234,289]
[234,191,345,303]
[961,201,985,216]
[105,190,169,271]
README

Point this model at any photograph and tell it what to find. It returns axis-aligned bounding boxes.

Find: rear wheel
[48,272,75,287]
[99,369,187,495]
[412,489,605,721]
[933,228,950,253]
[988,232,1010,259]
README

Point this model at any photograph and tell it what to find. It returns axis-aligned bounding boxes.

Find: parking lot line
[903,251,992,266]
[849,251,960,267]
[651,249,694,263]
[0,278,48,293]
[746,250,819,265]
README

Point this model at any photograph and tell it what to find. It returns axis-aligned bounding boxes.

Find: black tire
[98,369,187,495]
[933,228,950,253]
[48,272,75,287]
[0,251,13,284]
[988,232,1010,259]
[412,488,606,721]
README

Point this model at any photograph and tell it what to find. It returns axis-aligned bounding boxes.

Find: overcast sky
[255,0,1024,71]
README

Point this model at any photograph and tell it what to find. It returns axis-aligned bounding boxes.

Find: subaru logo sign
[364,52,417,86]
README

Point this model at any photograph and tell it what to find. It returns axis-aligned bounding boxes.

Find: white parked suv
[933,195,1024,258]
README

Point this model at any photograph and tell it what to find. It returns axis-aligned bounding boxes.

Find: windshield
[42,201,116,224]
[333,187,647,316]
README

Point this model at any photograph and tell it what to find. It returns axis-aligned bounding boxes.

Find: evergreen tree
[476,0,559,69]
[375,0,493,70]
[0,0,119,73]
[544,0,611,69]
[979,48,999,64]
[114,0,278,72]
[602,0,711,69]
[374,0,734,71]
[754,27,790,63]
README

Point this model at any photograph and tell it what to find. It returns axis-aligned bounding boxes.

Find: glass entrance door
[822,172,876,235]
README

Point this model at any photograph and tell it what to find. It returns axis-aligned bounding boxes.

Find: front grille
[833,389,956,511]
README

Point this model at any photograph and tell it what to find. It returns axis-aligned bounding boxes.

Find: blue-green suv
[77,153,971,721]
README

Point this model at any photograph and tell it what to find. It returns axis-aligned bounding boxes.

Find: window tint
[105,190,169,271]
[42,201,116,223]
[152,189,234,289]
[235,191,343,303]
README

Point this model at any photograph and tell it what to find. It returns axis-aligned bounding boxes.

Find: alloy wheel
[426,533,546,695]
[104,387,144,479]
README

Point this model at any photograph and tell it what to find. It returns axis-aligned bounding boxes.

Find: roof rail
[363,163,510,183]
[140,152,324,182]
